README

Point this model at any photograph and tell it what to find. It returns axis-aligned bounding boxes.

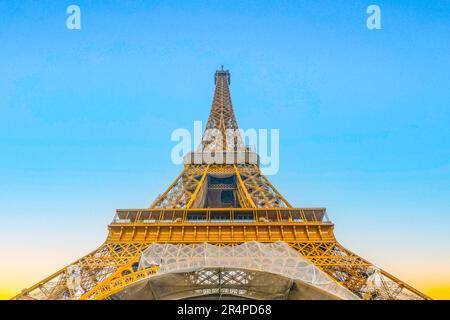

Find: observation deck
[108,208,335,244]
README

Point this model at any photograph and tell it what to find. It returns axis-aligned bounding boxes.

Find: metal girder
[235,164,291,208]
[202,70,242,152]
[151,165,209,208]
[12,68,430,301]
[13,238,430,300]
[13,215,430,300]
[149,163,291,210]
[233,164,256,208]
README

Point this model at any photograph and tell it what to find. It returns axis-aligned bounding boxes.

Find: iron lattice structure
[13,68,429,300]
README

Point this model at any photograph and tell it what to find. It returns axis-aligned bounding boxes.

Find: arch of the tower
[106,242,359,300]
[109,268,349,300]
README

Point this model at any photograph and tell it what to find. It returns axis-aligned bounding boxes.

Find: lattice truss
[16,243,147,300]
[14,241,426,300]
[201,69,244,152]
[12,69,429,301]
[150,164,289,209]
[236,164,290,208]
[151,69,289,209]
[138,242,358,300]
[151,165,208,209]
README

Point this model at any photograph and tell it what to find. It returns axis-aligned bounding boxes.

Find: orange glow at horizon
[425,287,450,300]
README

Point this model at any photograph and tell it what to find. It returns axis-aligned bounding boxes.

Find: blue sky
[1,0,449,298]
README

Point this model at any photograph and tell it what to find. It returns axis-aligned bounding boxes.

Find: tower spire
[202,68,242,152]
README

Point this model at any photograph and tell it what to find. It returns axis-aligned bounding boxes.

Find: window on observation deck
[234,211,254,223]
[187,212,207,223]
[210,211,231,223]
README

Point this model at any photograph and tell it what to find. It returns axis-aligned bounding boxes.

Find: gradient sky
[1,0,449,299]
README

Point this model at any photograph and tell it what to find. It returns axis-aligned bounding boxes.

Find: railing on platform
[112,208,330,225]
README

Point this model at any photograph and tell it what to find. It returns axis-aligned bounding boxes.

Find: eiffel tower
[13,68,429,300]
